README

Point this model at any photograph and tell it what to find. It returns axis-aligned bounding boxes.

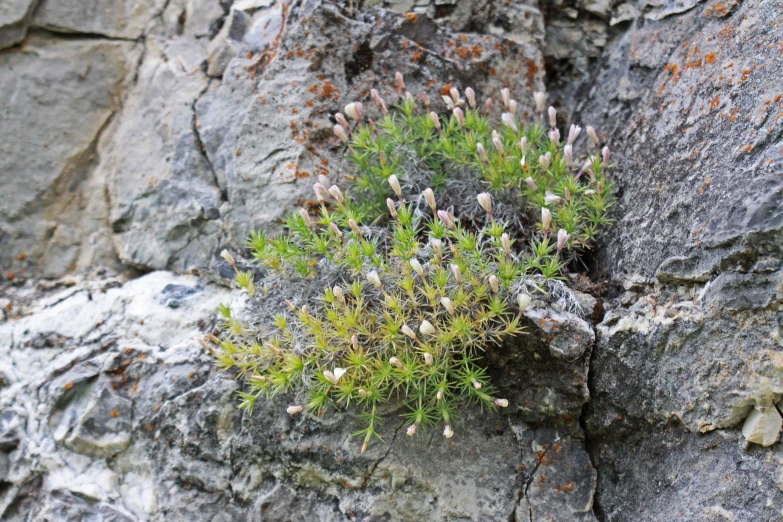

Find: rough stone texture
[2,0,783,519]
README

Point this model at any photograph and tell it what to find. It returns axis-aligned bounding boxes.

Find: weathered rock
[32,0,165,39]
[0,33,137,278]
[0,0,37,49]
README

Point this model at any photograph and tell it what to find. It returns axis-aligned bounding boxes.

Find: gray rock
[0,0,37,49]
[32,0,165,39]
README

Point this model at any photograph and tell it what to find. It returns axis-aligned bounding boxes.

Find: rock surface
[1,0,782,520]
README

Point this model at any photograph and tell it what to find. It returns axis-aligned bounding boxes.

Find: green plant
[212,77,615,452]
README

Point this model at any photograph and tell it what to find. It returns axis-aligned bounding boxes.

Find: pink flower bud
[541,207,552,232]
[395,71,405,91]
[602,146,610,165]
[477,142,489,163]
[548,106,557,128]
[492,135,505,156]
[465,87,476,109]
[453,107,465,128]
[334,124,349,144]
[390,356,404,368]
[329,222,343,238]
[313,183,328,202]
[299,208,312,228]
[557,229,570,253]
[422,92,430,107]
[335,112,349,130]
[449,86,460,103]
[407,424,417,436]
[586,126,599,147]
[437,390,444,400]
[484,97,493,113]
[494,398,509,408]
[444,424,454,438]
[473,381,482,389]
[437,210,455,229]
[567,124,581,145]
[349,219,361,236]
[287,405,304,414]
[526,177,538,191]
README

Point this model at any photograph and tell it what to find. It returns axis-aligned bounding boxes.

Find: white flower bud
[358,388,370,397]
[431,238,443,259]
[345,102,362,121]
[440,296,454,314]
[557,229,570,253]
[494,398,509,408]
[333,285,345,305]
[423,188,437,212]
[437,389,444,400]
[477,192,492,215]
[366,271,382,289]
[390,356,404,368]
[476,142,489,163]
[429,111,441,131]
[422,92,430,107]
[437,210,455,230]
[441,95,455,110]
[334,124,349,144]
[520,156,526,168]
[602,146,611,165]
[541,207,552,232]
[449,87,460,103]
[386,198,398,218]
[534,91,546,114]
[526,177,538,191]
[407,424,417,436]
[564,144,574,168]
[453,107,465,128]
[519,136,529,154]
[501,112,518,132]
[419,320,436,336]
[472,381,482,389]
[548,106,557,128]
[299,208,312,228]
[444,424,454,438]
[287,405,304,414]
[395,71,405,91]
[328,185,344,203]
[548,128,560,147]
[539,152,551,171]
[545,191,562,205]
[423,353,434,366]
[509,99,518,115]
[517,293,531,311]
[450,264,462,285]
[220,249,235,266]
[401,325,416,340]
[388,174,402,198]
[335,112,349,130]
[406,259,422,278]
[405,91,413,101]
[586,126,599,147]
[465,87,476,109]
[501,88,511,110]
[567,124,581,145]
[501,233,511,258]
[585,189,596,196]
[323,370,337,384]
[489,274,499,294]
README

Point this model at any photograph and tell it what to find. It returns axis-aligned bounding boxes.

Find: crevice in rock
[579,332,605,522]
[523,442,550,522]
[27,27,139,42]
[191,80,226,202]
[360,419,405,489]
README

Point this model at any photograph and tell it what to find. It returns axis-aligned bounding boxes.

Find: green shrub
[212,78,615,452]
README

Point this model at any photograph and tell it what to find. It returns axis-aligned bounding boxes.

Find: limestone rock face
[1,0,783,520]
